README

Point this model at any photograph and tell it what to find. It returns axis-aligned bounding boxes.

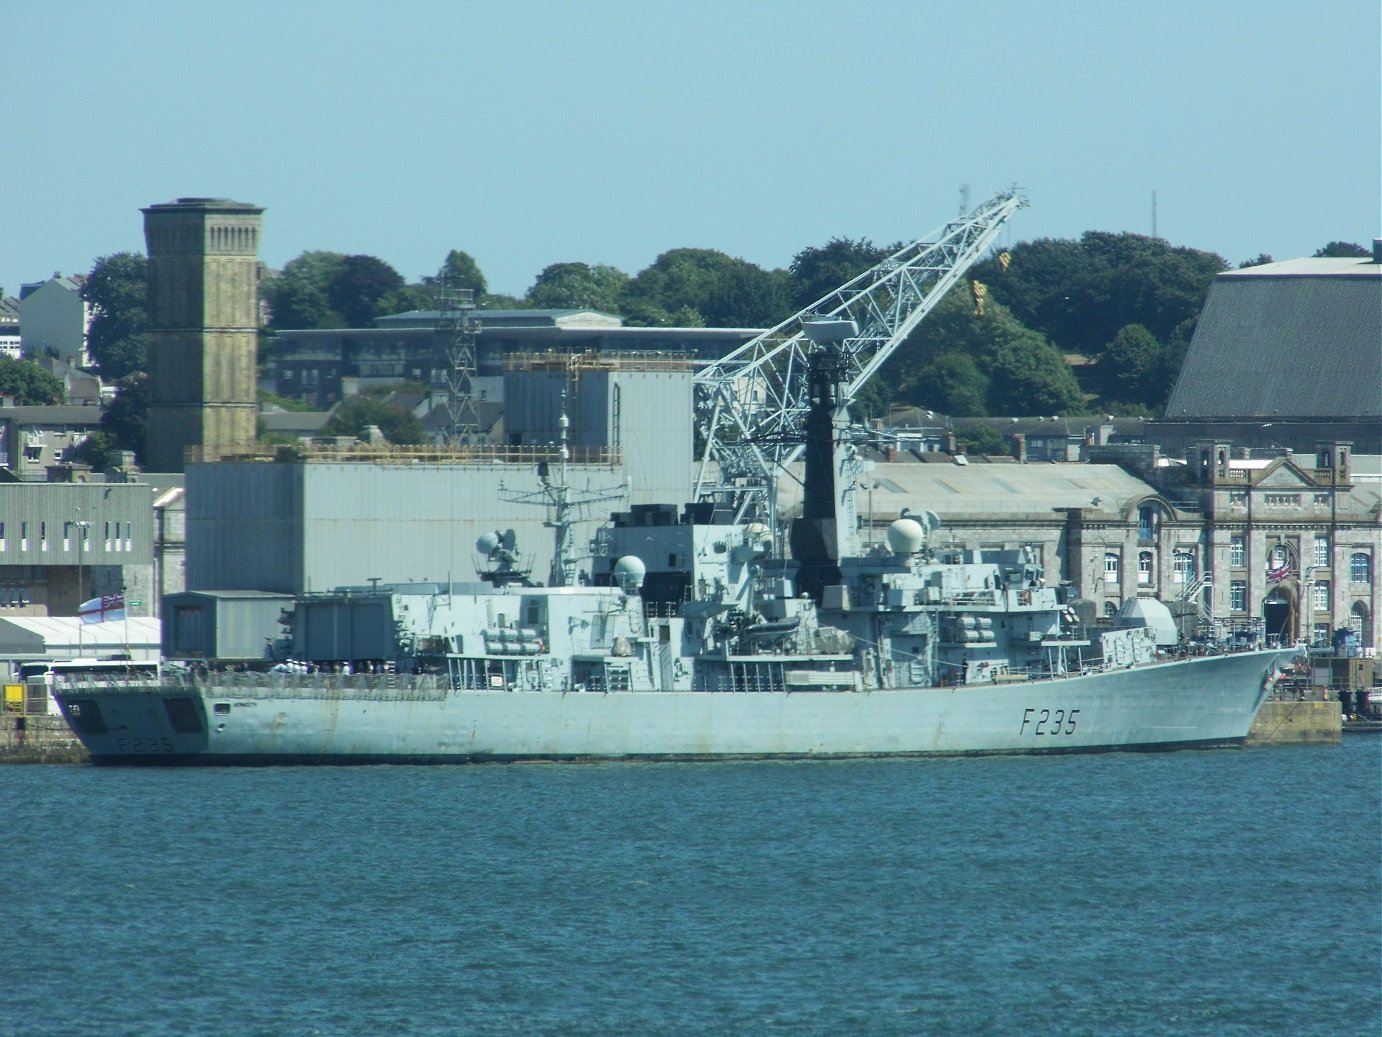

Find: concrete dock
[0,714,89,764]
[1246,699,1342,746]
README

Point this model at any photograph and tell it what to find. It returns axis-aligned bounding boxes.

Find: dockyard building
[1154,246,1382,454]
[264,309,761,412]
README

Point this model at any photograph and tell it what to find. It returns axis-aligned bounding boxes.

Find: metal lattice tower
[692,189,1024,522]
[433,285,481,444]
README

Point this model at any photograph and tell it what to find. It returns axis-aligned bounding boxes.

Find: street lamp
[71,511,90,650]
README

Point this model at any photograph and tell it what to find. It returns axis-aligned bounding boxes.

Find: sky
[3,0,1379,299]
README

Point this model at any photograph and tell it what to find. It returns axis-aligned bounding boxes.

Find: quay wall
[0,714,88,764]
[1246,699,1341,746]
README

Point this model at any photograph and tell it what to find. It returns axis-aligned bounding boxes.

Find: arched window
[1138,551,1153,585]
[1351,602,1373,649]
[1350,553,1371,584]
[1138,505,1157,540]
[1104,553,1119,585]
[1174,550,1195,584]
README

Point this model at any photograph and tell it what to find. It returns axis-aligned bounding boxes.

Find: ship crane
[692,190,1024,525]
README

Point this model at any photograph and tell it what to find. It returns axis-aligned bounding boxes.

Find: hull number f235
[1020,707,1080,736]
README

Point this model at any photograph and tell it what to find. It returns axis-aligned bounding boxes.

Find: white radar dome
[613,555,647,591]
[886,518,925,556]
[476,531,501,556]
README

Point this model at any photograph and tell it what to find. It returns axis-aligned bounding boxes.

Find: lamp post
[72,511,90,652]
[858,480,880,548]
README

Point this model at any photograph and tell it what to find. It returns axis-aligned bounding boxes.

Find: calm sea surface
[3,741,1379,1037]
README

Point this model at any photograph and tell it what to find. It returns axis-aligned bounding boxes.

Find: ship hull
[56,650,1288,765]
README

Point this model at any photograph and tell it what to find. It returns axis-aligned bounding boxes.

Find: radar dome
[886,518,925,556]
[613,555,647,591]
[476,531,501,556]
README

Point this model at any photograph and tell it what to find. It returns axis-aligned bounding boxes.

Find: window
[1174,551,1195,584]
[1138,506,1155,540]
[1138,552,1153,584]
[1230,580,1246,612]
[1350,553,1371,584]
[1312,581,1330,613]
[1229,535,1245,567]
[1103,553,1119,585]
[1314,537,1329,567]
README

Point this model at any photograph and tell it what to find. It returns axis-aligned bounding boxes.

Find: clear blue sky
[4,0,1378,299]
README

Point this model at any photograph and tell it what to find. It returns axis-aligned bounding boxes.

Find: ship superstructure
[52,343,1291,764]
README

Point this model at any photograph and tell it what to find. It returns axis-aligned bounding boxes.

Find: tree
[986,331,1085,416]
[1095,323,1164,405]
[622,248,791,327]
[527,262,630,312]
[322,396,425,445]
[955,422,1008,455]
[375,284,435,317]
[263,275,337,330]
[789,237,891,310]
[263,251,347,330]
[72,429,119,471]
[0,356,65,404]
[910,353,989,415]
[1313,241,1369,258]
[327,255,405,328]
[427,250,488,299]
[83,252,149,378]
[99,373,151,462]
[976,232,1227,359]
[1238,253,1274,268]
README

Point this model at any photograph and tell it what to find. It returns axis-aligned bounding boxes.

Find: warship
[52,345,1291,765]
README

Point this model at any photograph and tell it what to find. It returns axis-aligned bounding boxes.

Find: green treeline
[72,237,1372,441]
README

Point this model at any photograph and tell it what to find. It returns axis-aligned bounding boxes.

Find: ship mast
[500,397,626,587]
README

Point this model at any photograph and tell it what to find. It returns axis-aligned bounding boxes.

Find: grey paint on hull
[61,649,1287,765]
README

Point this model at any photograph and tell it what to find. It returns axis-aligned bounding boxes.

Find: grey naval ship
[54,349,1290,765]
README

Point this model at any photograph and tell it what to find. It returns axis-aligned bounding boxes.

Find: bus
[8,659,160,715]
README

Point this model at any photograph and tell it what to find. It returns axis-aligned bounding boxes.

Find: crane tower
[692,189,1024,523]
[433,285,482,443]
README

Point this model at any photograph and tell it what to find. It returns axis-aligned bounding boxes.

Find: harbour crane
[691,190,1024,524]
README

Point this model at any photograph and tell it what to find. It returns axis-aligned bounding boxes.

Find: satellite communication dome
[886,518,925,556]
[475,531,501,556]
[613,555,647,591]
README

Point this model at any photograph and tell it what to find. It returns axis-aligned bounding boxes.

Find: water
[3,742,1378,1037]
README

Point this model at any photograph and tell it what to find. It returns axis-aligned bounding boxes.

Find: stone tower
[142,197,264,472]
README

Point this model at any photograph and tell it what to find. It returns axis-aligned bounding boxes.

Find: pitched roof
[777,461,1158,521]
[1165,256,1382,421]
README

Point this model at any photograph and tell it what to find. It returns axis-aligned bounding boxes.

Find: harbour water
[4,741,1379,1036]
